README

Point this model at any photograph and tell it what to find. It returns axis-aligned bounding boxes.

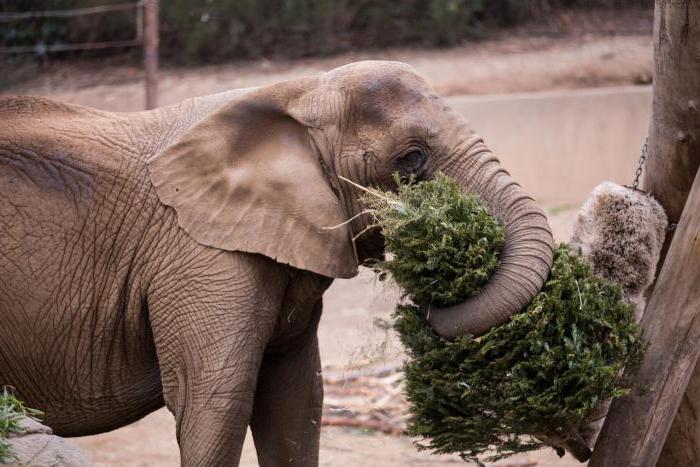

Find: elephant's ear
[148,79,359,278]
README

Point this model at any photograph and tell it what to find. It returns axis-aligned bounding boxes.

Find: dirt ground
[2,34,652,113]
[3,30,652,466]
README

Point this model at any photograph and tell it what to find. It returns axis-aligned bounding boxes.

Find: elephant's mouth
[355,225,386,267]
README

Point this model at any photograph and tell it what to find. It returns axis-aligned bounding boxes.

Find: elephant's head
[149,60,554,338]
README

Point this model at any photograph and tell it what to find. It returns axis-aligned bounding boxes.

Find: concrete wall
[447,86,653,205]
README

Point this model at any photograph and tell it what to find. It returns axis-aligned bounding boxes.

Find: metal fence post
[143,0,158,110]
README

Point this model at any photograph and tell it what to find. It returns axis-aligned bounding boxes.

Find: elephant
[0,61,553,466]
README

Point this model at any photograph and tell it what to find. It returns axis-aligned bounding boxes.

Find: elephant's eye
[397,149,426,174]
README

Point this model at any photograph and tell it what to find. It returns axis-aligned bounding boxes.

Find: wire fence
[0,2,140,21]
[0,2,143,54]
[0,0,159,109]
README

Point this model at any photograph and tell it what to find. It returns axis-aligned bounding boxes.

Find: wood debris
[321,363,408,436]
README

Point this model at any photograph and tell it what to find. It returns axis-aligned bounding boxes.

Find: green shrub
[0,387,42,464]
[1,0,649,64]
[160,0,525,63]
[366,174,645,463]
[0,1,137,52]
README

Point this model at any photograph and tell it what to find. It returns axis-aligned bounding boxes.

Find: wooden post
[653,0,700,463]
[643,0,700,227]
[589,1,700,465]
[143,0,158,110]
[588,167,700,466]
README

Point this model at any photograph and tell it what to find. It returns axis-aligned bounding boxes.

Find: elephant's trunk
[428,131,554,338]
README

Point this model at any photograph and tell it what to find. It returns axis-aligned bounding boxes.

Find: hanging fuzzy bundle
[567,181,667,449]
[569,181,668,317]
[361,173,646,464]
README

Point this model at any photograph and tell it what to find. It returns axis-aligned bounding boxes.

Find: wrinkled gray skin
[0,61,553,466]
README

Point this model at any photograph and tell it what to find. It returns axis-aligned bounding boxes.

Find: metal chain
[628,137,677,231]
[631,137,649,191]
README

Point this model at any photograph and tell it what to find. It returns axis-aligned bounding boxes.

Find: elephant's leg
[164,345,261,466]
[148,252,285,466]
[250,302,323,467]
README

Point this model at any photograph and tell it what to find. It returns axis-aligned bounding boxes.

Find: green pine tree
[364,173,645,463]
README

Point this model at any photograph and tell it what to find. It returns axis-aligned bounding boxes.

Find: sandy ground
[4,31,651,466]
[3,35,652,113]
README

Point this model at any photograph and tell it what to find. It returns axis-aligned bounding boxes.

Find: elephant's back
[0,95,96,119]
[0,96,157,287]
[0,96,168,436]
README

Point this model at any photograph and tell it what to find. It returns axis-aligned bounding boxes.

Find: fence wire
[0,1,144,54]
[0,2,141,22]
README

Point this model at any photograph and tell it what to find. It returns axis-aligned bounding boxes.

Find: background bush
[1,0,651,64]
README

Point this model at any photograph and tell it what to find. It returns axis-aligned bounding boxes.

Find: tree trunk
[643,0,700,226]
[589,1,700,466]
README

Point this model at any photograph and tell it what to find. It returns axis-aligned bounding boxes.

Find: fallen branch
[321,417,405,436]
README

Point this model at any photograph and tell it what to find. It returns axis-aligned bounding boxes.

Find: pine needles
[363,173,504,307]
[364,174,645,463]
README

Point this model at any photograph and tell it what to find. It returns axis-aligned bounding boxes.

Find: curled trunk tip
[430,153,554,338]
